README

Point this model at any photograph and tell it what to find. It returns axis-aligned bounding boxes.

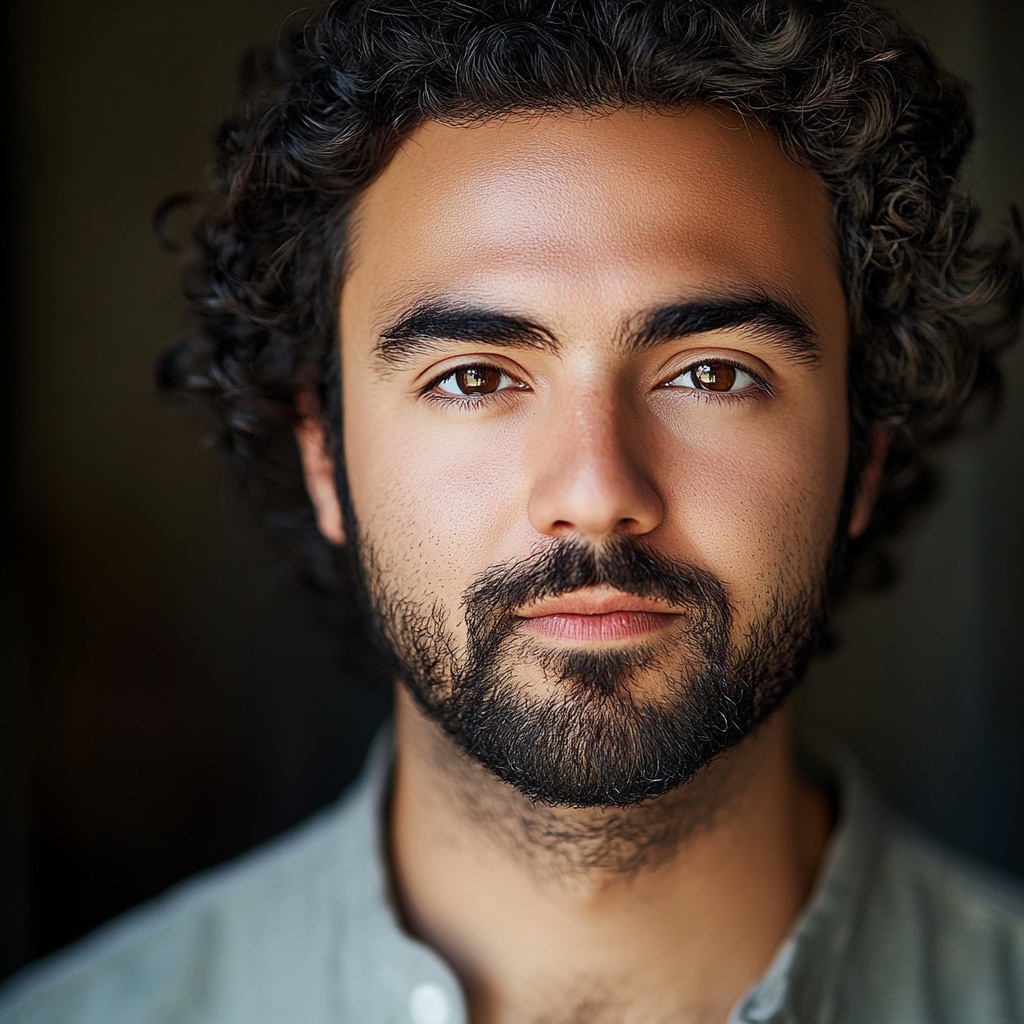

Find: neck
[388,685,830,1024]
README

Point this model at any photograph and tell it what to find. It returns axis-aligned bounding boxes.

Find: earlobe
[294,389,346,546]
[848,427,890,539]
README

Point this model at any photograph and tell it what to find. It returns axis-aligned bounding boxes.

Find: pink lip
[521,611,679,642]
[518,588,676,618]
[515,588,682,643]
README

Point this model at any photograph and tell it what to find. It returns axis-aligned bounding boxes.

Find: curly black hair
[158,0,1021,634]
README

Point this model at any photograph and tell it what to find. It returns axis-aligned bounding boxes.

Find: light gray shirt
[2,732,1024,1024]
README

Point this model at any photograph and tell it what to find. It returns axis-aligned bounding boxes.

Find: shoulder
[0,782,375,1024]
[881,816,1024,933]
[839,812,1024,1024]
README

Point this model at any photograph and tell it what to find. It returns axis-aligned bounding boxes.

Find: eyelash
[420,358,772,406]
[659,359,774,401]
[420,365,526,406]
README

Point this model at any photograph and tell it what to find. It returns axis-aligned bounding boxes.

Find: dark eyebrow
[628,296,822,365]
[375,300,558,366]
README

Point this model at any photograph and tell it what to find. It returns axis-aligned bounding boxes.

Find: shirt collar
[732,744,886,1023]
[330,728,884,1024]
[332,727,469,1024]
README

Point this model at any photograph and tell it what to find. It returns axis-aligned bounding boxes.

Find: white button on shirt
[409,982,450,1024]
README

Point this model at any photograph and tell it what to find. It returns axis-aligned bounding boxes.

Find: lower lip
[519,611,679,643]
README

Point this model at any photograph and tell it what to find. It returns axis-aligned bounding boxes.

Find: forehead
[344,106,840,330]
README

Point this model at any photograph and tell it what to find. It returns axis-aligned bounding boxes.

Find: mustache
[464,535,731,619]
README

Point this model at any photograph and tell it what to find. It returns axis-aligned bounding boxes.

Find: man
[2,0,1023,1021]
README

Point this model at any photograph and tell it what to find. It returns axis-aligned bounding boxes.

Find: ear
[848,427,890,539]
[294,388,346,546]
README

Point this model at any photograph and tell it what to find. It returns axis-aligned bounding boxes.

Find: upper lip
[515,587,680,618]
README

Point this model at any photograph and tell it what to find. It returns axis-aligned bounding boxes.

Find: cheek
[343,387,528,597]
[655,399,848,599]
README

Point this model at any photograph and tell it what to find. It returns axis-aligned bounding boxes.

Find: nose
[527,387,663,543]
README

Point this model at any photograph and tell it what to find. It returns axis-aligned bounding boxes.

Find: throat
[388,688,830,1024]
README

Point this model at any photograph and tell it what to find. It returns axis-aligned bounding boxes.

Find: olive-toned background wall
[1,0,1021,982]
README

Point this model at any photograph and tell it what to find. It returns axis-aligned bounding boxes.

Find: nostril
[527,442,664,541]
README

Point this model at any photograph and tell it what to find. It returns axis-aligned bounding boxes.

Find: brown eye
[455,366,502,394]
[434,365,516,398]
[691,362,737,392]
[664,361,758,395]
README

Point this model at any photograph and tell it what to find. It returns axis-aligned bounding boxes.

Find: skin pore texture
[296,107,887,1023]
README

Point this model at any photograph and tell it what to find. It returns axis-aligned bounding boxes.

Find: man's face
[337,108,849,805]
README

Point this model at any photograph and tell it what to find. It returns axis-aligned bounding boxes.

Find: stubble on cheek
[693,437,845,639]
[351,471,841,709]
[345,418,525,622]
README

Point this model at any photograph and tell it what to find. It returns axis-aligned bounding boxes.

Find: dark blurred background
[1,0,1021,983]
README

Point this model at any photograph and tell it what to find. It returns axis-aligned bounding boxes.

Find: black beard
[352,531,826,809]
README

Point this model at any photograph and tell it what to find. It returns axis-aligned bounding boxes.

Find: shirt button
[408,982,451,1024]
